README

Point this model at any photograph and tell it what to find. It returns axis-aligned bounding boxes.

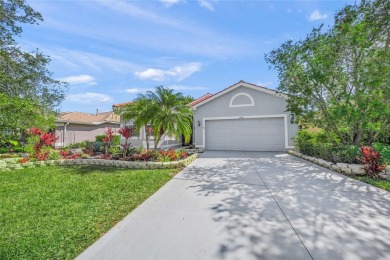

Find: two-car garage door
[205,118,285,151]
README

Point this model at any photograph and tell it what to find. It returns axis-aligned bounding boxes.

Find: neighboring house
[189,80,298,151]
[112,103,182,149]
[55,111,120,147]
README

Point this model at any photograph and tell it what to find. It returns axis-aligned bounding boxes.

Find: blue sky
[22,0,353,113]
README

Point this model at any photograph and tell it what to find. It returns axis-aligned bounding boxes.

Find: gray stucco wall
[55,123,120,147]
[193,85,298,148]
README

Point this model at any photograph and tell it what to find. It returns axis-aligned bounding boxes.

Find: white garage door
[205,118,285,151]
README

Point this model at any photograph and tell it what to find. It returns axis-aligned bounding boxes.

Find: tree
[265,0,390,145]
[0,0,67,132]
[120,86,194,149]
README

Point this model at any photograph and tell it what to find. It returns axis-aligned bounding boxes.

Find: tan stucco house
[55,111,120,147]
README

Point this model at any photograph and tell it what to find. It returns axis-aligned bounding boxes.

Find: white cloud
[48,49,139,74]
[159,0,181,6]
[125,88,142,94]
[135,62,202,81]
[257,81,273,87]
[66,92,113,104]
[198,0,214,11]
[307,10,328,21]
[168,85,208,91]
[59,74,96,86]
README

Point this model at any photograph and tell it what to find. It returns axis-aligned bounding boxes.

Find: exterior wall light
[197,120,201,127]
[290,114,295,124]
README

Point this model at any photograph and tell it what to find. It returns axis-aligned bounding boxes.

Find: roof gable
[191,80,286,109]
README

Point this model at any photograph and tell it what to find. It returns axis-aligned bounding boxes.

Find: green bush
[0,147,24,154]
[48,149,61,160]
[67,141,88,149]
[95,134,120,146]
[295,130,360,164]
[373,143,390,164]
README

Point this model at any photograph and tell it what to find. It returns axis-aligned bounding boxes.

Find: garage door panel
[205,118,285,151]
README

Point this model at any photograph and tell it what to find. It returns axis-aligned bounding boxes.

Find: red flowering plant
[102,128,114,157]
[118,127,134,157]
[360,146,386,178]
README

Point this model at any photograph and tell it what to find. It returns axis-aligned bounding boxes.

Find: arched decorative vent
[229,93,255,108]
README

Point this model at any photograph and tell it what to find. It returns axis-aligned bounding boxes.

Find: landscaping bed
[0,153,198,171]
[0,166,177,259]
[288,150,390,190]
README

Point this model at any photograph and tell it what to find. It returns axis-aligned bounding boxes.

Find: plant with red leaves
[18,157,30,164]
[40,132,57,146]
[102,128,114,144]
[180,152,188,158]
[101,153,111,160]
[118,127,134,157]
[27,127,43,136]
[36,152,49,161]
[27,128,58,160]
[60,150,70,157]
[360,146,386,178]
[102,128,114,155]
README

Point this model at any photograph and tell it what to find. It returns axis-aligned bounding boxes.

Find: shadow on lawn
[61,165,131,175]
[181,151,390,259]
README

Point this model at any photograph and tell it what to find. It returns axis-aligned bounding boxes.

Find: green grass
[355,176,390,191]
[0,166,176,259]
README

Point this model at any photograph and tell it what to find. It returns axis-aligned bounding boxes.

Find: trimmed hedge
[294,130,389,164]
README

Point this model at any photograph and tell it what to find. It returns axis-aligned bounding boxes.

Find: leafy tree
[0,0,67,132]
[120,86,193,149]
[265,0,390,145]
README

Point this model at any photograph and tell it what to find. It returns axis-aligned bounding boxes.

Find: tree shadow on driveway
[179,151,390,260]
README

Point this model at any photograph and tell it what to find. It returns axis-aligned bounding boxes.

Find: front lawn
[355,176,390,191]
[0,166,176,259]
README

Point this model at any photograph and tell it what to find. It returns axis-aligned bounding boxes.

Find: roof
[188,93,213,107]
[191,80,286,109]
[56,111,120,125]
[112,101,134,108]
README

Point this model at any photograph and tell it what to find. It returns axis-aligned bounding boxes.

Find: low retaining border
[288,150,390,177]
[0,153,198,171]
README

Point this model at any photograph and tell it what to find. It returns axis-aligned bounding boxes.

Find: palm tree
[122,86,193,149]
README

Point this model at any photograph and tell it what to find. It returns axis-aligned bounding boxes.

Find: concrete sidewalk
[77,151,390,260]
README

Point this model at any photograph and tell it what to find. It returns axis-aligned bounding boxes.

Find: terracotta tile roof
[56,111,120,124]
[112,101,134,108]
[188,93,213,107]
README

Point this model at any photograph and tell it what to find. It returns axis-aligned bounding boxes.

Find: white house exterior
[190,81,298,151]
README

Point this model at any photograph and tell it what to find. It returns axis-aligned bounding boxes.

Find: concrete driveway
[77,151,390,260]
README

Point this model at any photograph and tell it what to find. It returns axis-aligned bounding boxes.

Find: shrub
[67,141,87,149]
[0,147,24,154]
[48,149,61,160]
[373,143,390,164]
[118,127,134,157]
[295,130,360,164]
[360,146,386,178]
[95,134,120,146]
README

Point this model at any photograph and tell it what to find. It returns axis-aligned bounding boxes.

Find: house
[112,103,182,149]
[190,80,298,151]
[55,111,120,147]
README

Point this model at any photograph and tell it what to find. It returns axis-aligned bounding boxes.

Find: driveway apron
[77,151,390,260]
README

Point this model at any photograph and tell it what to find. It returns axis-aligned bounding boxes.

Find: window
[123,120,139,137]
